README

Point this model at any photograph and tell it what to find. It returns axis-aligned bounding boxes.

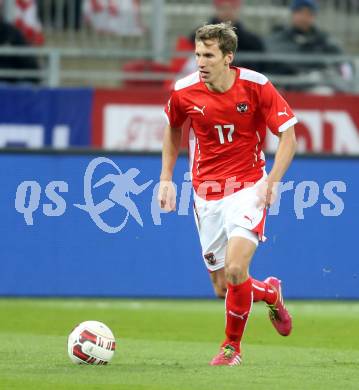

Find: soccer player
[158,23,297,366]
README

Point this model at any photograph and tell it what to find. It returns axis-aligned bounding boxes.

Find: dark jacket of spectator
[0,19,40,84]
[265,24,342,75]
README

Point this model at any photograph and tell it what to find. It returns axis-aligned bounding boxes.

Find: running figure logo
[74,157,152,233]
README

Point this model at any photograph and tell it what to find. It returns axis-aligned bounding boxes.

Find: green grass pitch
[0,299,358,389]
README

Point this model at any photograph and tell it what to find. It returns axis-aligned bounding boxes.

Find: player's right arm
[158,124,182,211]
[158,87,188,211]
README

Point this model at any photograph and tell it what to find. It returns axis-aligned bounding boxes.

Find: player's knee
[225,264,248,285]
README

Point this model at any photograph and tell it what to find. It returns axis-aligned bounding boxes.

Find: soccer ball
[67,321,116,365]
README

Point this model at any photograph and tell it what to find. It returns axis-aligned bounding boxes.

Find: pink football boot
[264,276,292,336]
[210,342,242,366]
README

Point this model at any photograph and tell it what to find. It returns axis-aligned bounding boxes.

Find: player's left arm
[258,80,298,207]
[265,126,297,206]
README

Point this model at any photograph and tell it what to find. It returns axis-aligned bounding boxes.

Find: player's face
[195,39,233,84]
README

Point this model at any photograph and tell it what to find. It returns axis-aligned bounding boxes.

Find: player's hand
[257,179,278,209]
[157,180,176,211]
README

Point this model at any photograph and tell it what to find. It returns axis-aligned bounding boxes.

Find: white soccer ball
[67,321,116,365]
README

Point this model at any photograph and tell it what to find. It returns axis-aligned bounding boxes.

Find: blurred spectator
[83,0,144,36]
[14,0,44,46]
[0,13,40,84]
[189,0,265,72]
[265,0,353,91]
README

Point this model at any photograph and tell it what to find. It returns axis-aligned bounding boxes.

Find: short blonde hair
[195,22,238,56]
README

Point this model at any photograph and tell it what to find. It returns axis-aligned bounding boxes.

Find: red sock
[225,278,253,349]
[251,278,277,304]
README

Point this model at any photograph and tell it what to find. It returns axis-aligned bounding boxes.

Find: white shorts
[193,176,267,272]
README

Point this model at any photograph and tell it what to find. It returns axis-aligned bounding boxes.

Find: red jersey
[164,67,297,200]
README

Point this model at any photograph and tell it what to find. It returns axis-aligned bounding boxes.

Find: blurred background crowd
[0,0,358,92]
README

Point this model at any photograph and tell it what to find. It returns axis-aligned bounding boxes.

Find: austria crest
[204,252,217,266]
[237,102,248,113]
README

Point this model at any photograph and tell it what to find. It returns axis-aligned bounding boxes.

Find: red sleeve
[259,81,298,135]
[164,90,187,128]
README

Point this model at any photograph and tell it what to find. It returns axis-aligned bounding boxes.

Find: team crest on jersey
[237,102,249,113]
[204,252,216,266]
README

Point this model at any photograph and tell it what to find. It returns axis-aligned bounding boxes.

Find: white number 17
[215,124,235,144]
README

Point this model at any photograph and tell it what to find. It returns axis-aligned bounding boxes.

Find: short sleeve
[259,81,298,135]
[164,91,187,128]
